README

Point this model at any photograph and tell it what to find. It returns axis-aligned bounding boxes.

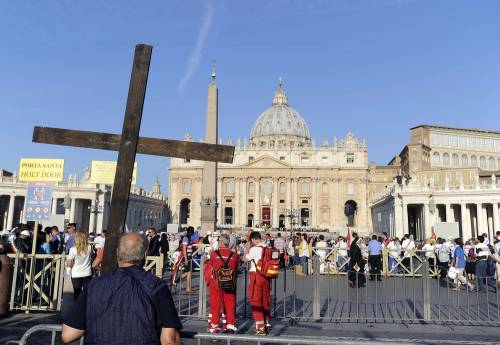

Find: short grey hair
[218,234,230,246]
[117,232,147,265]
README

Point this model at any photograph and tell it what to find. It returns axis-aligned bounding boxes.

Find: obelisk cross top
[32,44,234,273]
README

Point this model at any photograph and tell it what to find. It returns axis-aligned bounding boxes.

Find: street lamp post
[88,199,104,233]
[284,208,300,235]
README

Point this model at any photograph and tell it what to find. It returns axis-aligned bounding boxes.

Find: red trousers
[248,272,270,330]
[209,282,236,327]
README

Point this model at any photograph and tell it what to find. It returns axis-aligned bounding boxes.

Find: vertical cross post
[101,44,152,273]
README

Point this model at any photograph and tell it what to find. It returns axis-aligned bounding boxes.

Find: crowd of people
[3,224,500,342]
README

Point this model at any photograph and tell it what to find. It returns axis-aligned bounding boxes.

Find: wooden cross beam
[32,44,234,273]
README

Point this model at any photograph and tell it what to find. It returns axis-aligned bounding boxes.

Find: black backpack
[215,251,236,291]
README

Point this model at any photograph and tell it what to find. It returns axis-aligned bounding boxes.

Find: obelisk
[200,64,218,235]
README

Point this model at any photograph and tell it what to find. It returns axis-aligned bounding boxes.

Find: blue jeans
[476,259,496,291]
[389,257,399,273]
[300,256,308,275]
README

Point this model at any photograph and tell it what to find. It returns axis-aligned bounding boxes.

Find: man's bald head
[117,232,147,267]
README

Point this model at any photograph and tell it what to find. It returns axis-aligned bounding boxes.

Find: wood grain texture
[102,44,152,273]
[33,126,235,163]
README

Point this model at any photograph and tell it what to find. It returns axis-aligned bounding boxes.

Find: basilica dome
[250,82,310,140]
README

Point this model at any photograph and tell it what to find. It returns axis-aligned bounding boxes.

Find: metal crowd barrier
[166,248,500,325]
[6,252,163,313]
[4,324,423,345]
[311,248,440,277]
[7,253,65,312]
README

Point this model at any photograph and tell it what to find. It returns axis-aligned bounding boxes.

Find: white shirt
[336,241,348,257]
[401,239,415,258]
[315,241,328,258]
[475,243,490,259]
[245,243,265,272]
[68,245,92,278]
[387,241,401,259]
[422,243,435,258]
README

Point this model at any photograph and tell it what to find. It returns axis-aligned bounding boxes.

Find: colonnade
[395,200,500,240]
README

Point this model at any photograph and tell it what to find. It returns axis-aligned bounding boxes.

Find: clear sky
[1,1,499,192]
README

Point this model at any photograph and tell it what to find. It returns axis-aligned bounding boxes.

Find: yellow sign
[90,160,137,185]
[19,158,64,182]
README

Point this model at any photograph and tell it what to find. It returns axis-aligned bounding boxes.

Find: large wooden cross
[32,44,234,273]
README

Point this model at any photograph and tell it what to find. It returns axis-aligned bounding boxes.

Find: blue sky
[1,1,499,192]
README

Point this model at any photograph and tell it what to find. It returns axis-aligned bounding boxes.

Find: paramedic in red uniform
[241,231,270,335]
[206,234,239,333]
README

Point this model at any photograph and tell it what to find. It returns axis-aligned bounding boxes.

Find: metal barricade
[7,253,65,312]
[159,247,500,325]
[144,255,164,278]
[4,324,436,345]
[4,324,83,345]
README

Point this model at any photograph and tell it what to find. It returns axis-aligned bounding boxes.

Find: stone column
[394,198,404,238]
[216,178,222,225]
[70,198,77,223]
[272,178,279,228]
[51,197,58,215]
[493,202,500,233]
[402,201,408,234]
[445,203,451,223]
[241,178,247,227]
[254,178,260,225]
[6,195,15,229]
[89,209,96,234]
[465,204,472,238]
[424,202,432,239]
[234,178,240,226]
[483,205,489,235]
[311,178,318,227]
[98,193,107,233]
[286,178,292,228]
[460,203,471,240]
[476,203,484,235]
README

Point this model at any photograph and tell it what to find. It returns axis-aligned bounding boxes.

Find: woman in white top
[66,231,92,300]
[422,239,436,274]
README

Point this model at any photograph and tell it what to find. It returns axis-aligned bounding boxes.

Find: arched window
[452,153,459,166]
[442,153,450,166]
[346,153,354,164]
[489,157,496,169]
[279,182,286,194]
[471,155,478,167]
[432,152,440,165]
[461,154,468,167]
[480,156,487,169]
[263,179,271,194]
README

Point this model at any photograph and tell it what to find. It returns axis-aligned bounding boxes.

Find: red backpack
[256,247,280,279]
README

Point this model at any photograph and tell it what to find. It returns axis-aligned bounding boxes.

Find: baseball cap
[21,230,31,237]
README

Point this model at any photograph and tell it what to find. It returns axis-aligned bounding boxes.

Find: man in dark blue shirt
[62,232,182,345]
[368,235,383,281]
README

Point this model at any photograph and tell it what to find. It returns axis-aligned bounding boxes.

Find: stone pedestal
[200,198,217,235]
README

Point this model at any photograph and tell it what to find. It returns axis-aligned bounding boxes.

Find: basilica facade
[371,125,500,240]
[168,83,377,234]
